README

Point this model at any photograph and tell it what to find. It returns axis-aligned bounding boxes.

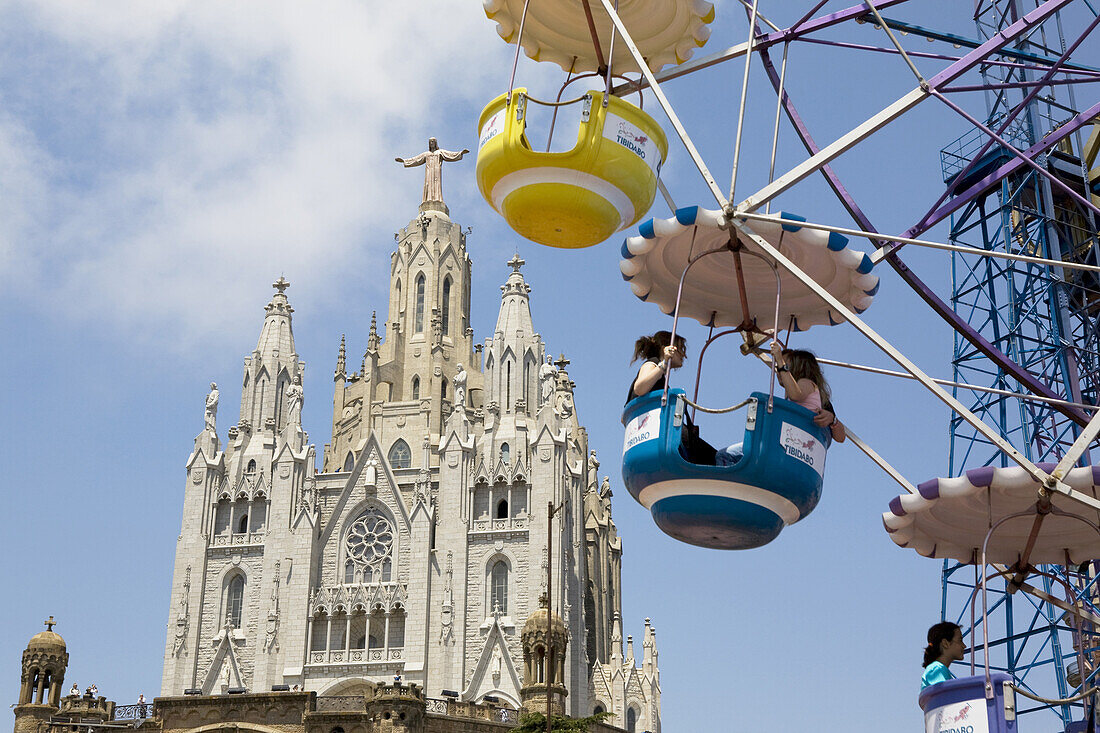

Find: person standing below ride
[921,622,966,689]
[770,341,846,444]
[628,331,716,465]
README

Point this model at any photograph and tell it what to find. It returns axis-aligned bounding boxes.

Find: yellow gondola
[476,88,668,249]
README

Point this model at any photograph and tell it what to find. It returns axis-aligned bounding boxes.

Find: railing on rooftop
[939,115,1032,182]
[112,703,151,720]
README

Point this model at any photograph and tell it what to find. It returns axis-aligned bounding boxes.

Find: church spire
[367,312,379,353]
[335,334,346,379]
[256,277,296,358]
[238,277,303,435]
[494,254,534,338]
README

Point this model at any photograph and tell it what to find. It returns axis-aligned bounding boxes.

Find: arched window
[626,707,637,733]
[594,704,605,715]
[351,612,367,649]
[250,500,267,532]
[523,360,531,405]
[389,610,406,648]
[506,361,511,406]
[311,613,328,651]
[368,610,385,649]
[343,452,355,472]
[388,439,411,469]
[441,276,452,335]
[246,459,257,474]
[411,375,420,400]
[490,561,508,614]
[237,512,249,535]
[500,442,510,464]
[414,274,425,333]
[214,499,232,535]
[496,499,508,519]
[441,380,447,399]
[226,575,245,628]
[395,280,402,312]
[344,560,356,584]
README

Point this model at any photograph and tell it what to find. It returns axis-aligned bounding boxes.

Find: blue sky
[2,1,1093,730]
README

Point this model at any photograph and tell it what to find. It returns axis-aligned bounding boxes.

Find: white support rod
[657,176,677,213]
[1051,408,1100,479]
[813,356,1100,413]
[845,428,919,494]
[731,218,1053,486]
[735,0,781,32]
[735,210,1100,275]
[863,0,926,85]
[596,0,729,209]
[1046,482,1100,513]
[729,0,763,204]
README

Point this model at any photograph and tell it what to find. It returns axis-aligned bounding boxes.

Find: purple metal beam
[930,88,1100,219]
[797,36,1100,77]
[751,9,1092,427]
[614,0,912,93]
[906,10,1100,239]
[902,98,1100,240]
[944,76,1100,93]
[740,0,1080,212]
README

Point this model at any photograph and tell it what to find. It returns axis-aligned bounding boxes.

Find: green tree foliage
[512,711,613,733]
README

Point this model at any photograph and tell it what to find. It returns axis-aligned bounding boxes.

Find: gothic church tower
[162,143,658,730]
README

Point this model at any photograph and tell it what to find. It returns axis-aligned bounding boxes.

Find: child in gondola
[770,340,846,443]
[922,622,965,689]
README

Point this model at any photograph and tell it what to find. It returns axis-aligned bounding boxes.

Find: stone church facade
[159,167,661,732]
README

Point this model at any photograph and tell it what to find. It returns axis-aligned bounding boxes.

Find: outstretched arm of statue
[439,148,470,162]
[396,153,427,167]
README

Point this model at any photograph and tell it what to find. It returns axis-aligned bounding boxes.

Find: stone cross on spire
[44,616,56,632]
[508,253,525,273]
[396,137,469,214]
[273,276,290,294]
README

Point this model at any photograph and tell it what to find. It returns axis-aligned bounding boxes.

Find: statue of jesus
[396,137,469,209]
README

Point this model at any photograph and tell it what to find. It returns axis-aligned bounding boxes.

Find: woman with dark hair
[627,331,716,465]
[627,330,686,402]
[921,622,966,689]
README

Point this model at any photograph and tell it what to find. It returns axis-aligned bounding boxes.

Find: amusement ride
[474,0,1100,730]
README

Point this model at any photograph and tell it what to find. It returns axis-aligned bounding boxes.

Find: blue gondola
[622,388,830,550]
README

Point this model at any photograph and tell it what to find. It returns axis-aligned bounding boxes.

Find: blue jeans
[715,442,743,466]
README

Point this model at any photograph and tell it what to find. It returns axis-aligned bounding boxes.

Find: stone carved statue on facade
[204,383,219,433]
[453,364,467,409]
[173,566,191,657]
[396,138,469,207]
[539,356,556,406]
[286,374,303,427]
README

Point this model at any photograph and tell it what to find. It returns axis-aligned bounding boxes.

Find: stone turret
[520,599,568,716]
[14,618,69,733]
[365,682,426,733]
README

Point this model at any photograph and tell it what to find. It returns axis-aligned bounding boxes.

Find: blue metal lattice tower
[940,1,1100,727]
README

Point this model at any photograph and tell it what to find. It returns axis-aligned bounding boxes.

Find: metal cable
[678,395,755,415]
[1009,683,1100,705]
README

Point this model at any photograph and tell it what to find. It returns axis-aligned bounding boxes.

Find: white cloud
[0,0,507,349]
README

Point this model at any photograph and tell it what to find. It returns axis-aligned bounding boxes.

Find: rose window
[346,508,394,567]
